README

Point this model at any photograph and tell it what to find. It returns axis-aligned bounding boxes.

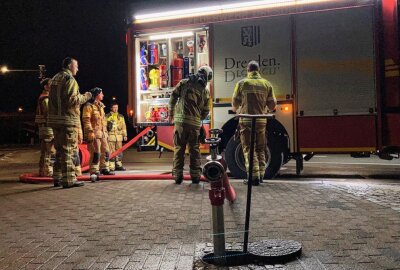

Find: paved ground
[0,147,399,269]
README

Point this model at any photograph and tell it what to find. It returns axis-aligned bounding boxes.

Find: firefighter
[231,60,277,186]
[82,87,114,179]
[48,57,92,188]
[168,66,212,184]
[106,102,127,171]
[35,78,56,177]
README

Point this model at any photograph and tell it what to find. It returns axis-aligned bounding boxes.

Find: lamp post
[0,65,46,79]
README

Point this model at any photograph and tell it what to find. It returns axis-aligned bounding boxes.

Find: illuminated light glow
[148,31,194,40]
[17,107,23,113]
[1,66,9,73]
[134,0,336,24]
[284,106,289,111]
[112,96,116,100]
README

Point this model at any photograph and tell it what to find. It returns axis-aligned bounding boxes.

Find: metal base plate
[249,239,302,264]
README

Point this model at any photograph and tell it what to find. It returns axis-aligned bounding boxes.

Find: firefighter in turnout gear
[48,57,92,188]
[35,78,56,177]
[82,87,114,179]
[232,61,277,186]
[106,102,127,171]
[168,66,212,184]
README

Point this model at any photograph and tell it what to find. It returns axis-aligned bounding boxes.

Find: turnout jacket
[35,90,53,139]
[168,76,210,128]
[232,71,277,123]
[47,69,91,127]
[82,101,108,139]
[106,112,127,142]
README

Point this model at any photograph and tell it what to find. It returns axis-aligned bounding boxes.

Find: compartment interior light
[148,31,194,40]
[134,0,335,24]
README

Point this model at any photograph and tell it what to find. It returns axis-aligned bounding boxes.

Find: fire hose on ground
[19,126,237,203]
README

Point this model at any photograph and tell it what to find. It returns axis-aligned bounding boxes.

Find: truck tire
[225,136,283,180]
[225,137,247,179]
[264,133,284,179]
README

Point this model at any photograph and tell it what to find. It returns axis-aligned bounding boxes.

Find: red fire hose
[80,127,152,172]
[19,173,204,182]
[19,126,236,202]
[223,173,236,203]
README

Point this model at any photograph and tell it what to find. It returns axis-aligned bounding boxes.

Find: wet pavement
[0,147,399,270]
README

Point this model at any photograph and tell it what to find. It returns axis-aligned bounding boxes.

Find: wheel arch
[220,116,291,164]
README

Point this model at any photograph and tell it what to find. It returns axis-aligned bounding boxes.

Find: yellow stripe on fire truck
[385,59,400,78]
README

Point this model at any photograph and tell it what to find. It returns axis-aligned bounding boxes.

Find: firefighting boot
[62,181,85,188]
[191,177,200,184]
[101,169,115,176]
[115,166,126,171]
[174,175,184,185]
[243,178,260,186]
[54,179,61,187]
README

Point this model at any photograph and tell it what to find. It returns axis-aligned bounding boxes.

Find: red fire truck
[126,0,400,179]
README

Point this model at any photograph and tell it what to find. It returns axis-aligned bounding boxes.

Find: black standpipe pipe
[237,114,274,254]
[243,117,256,254]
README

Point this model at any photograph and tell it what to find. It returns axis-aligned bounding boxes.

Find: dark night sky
[0,0,135,114]
[0,0,235,114]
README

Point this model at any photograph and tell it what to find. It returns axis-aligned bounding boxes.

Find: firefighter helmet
[88,87,102,102]
[198,66,213,82]
[90,87,102,98]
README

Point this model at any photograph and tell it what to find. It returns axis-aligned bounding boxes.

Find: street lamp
[0,65,46,79]
[1,66,9,73]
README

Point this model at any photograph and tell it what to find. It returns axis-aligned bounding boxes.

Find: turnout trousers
[52,126,78,186]
[38,137,55,177]
[172,124,201,179]
[88,136,110,174]
[108,140,123,171]
[239,121,267,180]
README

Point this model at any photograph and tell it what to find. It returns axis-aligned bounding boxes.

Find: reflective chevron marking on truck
[385,59,400,78]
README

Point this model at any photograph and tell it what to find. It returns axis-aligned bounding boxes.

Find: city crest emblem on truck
[241,25,260,47]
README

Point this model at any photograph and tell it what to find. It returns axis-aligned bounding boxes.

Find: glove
[198,125,206,144]
[84,92,92,100]
[87,131,95,142]
[107,121,113,132]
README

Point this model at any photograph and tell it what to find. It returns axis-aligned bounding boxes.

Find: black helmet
[88,87,102,103]
[90,87,102,98]
[198,66,213,82]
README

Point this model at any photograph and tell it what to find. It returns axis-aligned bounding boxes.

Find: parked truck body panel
[127,0,399,178]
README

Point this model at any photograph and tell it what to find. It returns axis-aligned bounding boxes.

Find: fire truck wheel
[225,137,283,180]
[225,137,247,179]
[264,134,285,179]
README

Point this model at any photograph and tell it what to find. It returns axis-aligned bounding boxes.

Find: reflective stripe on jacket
[35,91,53,138]
[168,77,210,128]
[106,112,127,142]
[48,69,90,127]
[82,101,108,139]
[232,71,276,123]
